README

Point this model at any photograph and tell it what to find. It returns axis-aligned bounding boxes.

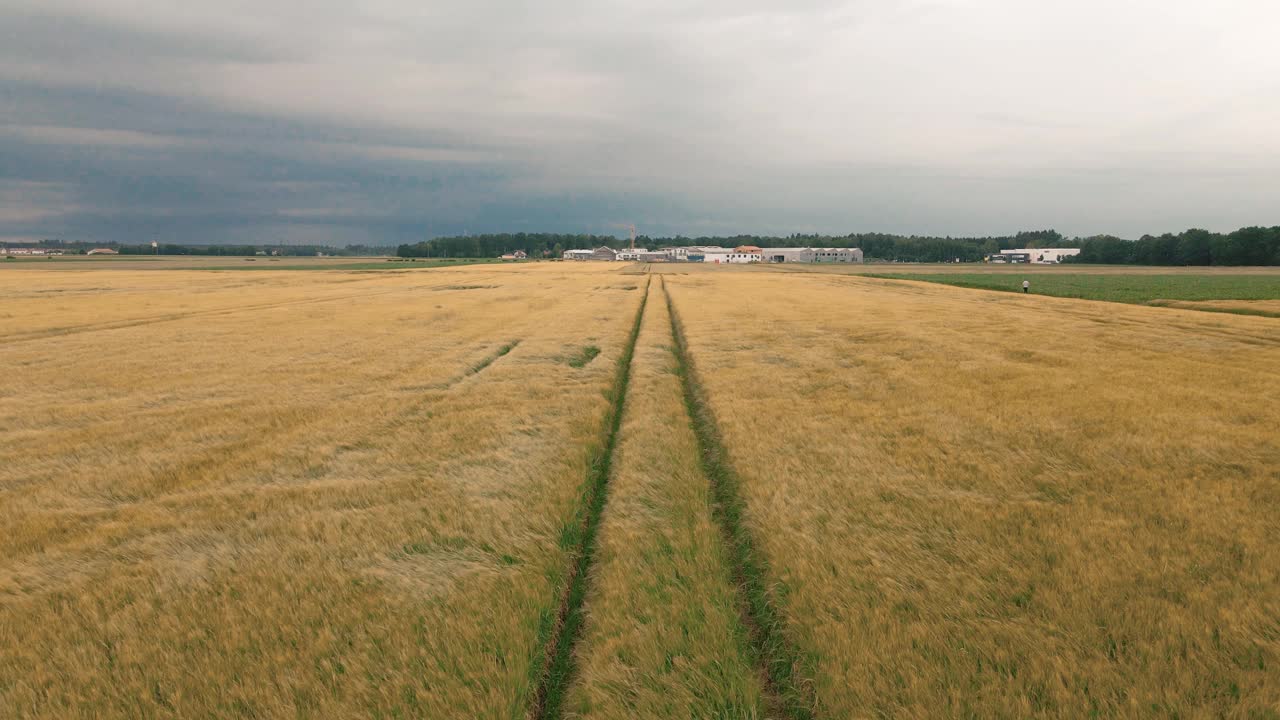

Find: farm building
[86,248,119,255]
[5,247,65,256]
[760,247,863,263]
[564,244,863,263]
[697,248,760,264]
[991,248,1080,264]
[666,246,730,262]
[612,249,667,262]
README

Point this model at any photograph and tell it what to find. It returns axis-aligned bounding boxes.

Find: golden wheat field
[662,268,1280,718]
[1149,299,1280,318]
[2,260,1278,719]
[1,263,643,718]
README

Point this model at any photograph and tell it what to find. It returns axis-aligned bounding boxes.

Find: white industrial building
[678,246,726,262]
[760,247,863,263]
[565,244,864,264]
[685,245,761,263]
[991,248,1081,264]
[3,247,64,256]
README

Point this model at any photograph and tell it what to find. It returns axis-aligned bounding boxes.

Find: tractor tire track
[662,276,818,720]
[526,276,650,720]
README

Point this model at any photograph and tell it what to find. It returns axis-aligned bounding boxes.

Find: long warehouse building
[759,247,864,263]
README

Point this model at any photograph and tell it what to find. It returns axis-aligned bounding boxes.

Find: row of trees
[396,230,1072,263]
[399,226,1280,265]
[1070,227,1280,266]
[3,239,387,257]
[16,226,1279,265]
[396,233,619,259]
[115,244,386,256]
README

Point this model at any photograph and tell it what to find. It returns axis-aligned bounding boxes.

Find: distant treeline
[114,244,389,257]
[398,226,1280,265]
[1070,227,1280,266]
[397,233,619,259]
[4,239,389,257]
[13,226,1279,265]
[396,230,1072,263]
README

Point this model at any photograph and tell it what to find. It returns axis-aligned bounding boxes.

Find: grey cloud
[0,11,294,67]
[1,0,1278,244]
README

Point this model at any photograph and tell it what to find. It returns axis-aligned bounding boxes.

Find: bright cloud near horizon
[2,0,1278,245]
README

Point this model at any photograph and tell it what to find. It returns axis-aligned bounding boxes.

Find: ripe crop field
[2,260,1278,718]
[1,264,645,717]
[0,255,499,272]
[1147,299,1280,318]
[662,269,1280,717]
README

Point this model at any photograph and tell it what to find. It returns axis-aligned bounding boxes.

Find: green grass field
[870,273,1280,305]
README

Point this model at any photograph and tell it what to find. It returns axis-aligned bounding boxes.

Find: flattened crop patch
[566,345,602,368]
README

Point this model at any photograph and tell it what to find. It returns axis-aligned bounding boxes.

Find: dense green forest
[1070,227,1280,266]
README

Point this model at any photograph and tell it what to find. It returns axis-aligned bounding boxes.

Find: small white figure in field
[1022,280,1030,294]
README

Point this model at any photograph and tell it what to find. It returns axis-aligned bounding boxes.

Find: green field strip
[663,277,818,720]
[865,272,1280,306]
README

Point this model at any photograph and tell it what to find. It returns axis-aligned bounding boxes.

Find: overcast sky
[2,0,1278,245]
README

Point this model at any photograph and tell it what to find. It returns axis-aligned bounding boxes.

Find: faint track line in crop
[661,275,818,720]
[463,339,520,377]
[527,277,651,720]
[0,276,482,346]
[0,335,530,573]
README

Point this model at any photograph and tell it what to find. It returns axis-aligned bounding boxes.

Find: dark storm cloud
[0,78,693,244]
[1,0,1278,244]
[0,79,521,243]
